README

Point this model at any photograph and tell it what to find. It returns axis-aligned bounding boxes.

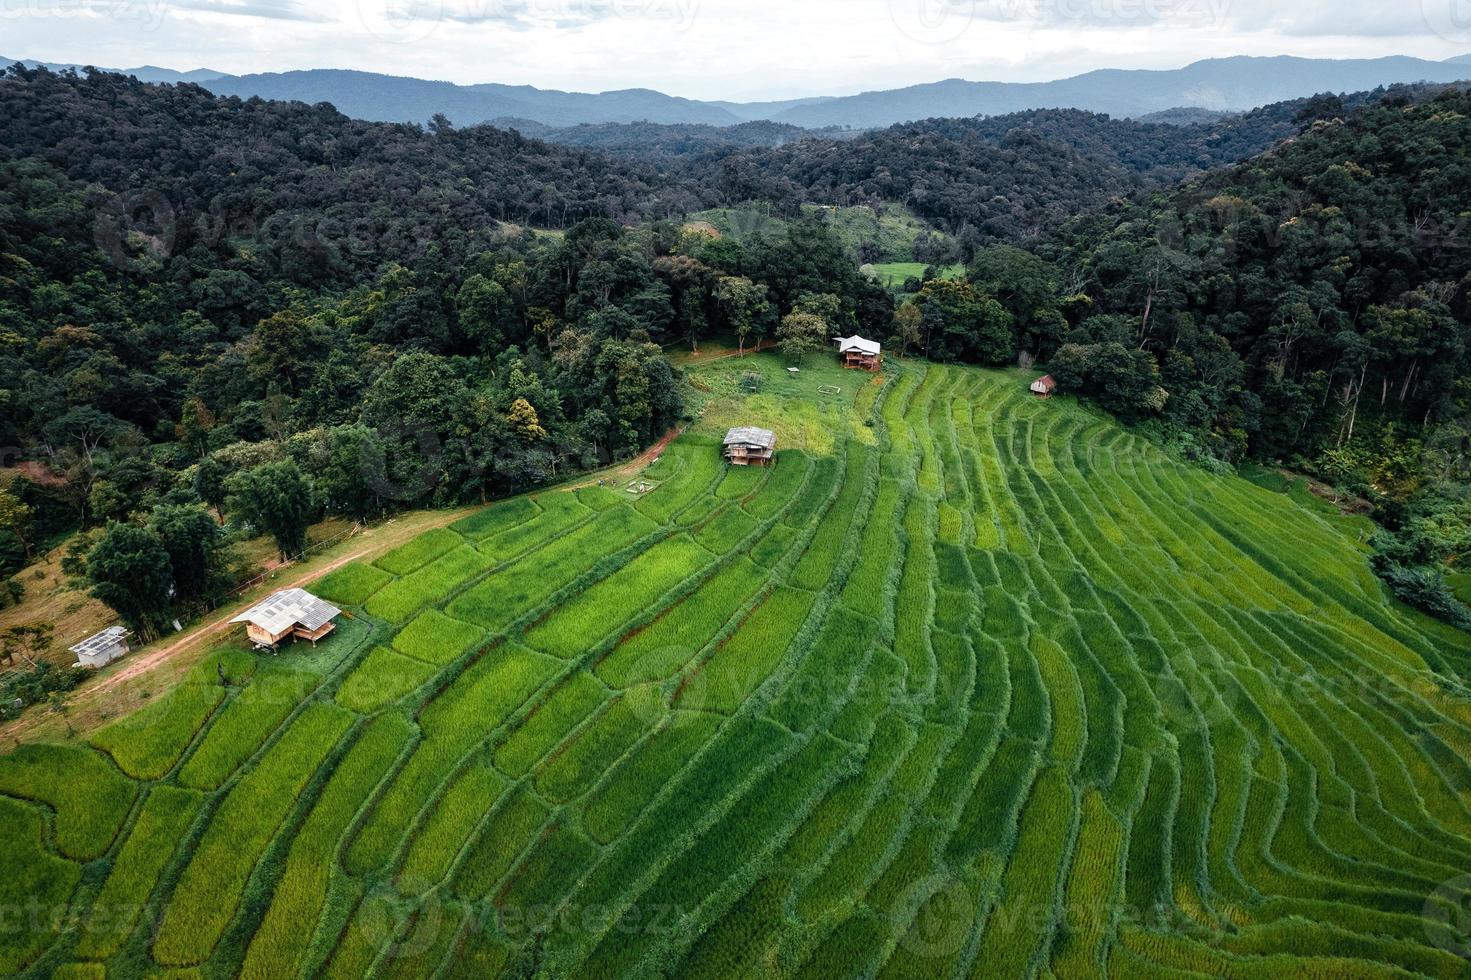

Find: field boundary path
[0,507,475,745]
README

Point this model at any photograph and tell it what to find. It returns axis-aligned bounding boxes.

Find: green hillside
[4,356,1471,978]
[686,203,950,264]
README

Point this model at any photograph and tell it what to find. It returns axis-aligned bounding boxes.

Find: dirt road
[1,506,476,745]
[564,427,684,491]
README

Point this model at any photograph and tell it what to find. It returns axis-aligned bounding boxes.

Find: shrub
[1372,558,1471,628]
[0,661,89,721]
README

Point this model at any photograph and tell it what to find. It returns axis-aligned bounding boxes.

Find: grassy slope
[3,352,1470,978]
[864,261,967,290]
[686,203,950,264]
[0,517,356,673]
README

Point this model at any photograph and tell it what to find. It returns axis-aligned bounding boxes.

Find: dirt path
[564,427,684,491]
[2,507,475,745]
[84,549,371,700]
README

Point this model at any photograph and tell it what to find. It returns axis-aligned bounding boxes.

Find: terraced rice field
[5,356,1471,978]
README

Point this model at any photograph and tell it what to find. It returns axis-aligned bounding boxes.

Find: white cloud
[3,0,1468,100]
[171,0,331,22]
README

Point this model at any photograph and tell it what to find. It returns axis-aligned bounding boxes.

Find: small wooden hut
[69,627,130,669]
[834,335,882,371]
[230,588,341,649]
[1030,375,1057,398]
[724,426,777,467]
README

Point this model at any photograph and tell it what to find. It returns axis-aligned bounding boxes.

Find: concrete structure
[230,588,341,649]
[69,627,130,669]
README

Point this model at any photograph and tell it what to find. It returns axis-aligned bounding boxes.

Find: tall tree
[226,460,315,561]
[778,312,829,366]
[147,504,225,604]
[87,524,174,640]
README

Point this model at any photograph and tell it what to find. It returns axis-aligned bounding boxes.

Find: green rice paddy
[4,356,1471,978]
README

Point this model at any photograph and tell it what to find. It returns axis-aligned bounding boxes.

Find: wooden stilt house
[230,588,341,649]
[723,426,777,467]
[834,335,882,371]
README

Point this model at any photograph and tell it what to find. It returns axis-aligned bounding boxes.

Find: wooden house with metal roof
[230,588,341,649]
[723,426,777,467]
[834,335,882,371]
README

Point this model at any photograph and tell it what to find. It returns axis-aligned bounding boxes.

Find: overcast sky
[4,0,1470,100]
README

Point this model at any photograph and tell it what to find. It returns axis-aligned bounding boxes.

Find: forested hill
[0,64,891,596]
[528,87,1440,247]
[0,66,706,253]
[1045,87,1471,465]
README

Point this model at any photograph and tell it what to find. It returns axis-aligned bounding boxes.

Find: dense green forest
[3,66,1471,632]
[530,87,1439,248]
[0,68,896,630]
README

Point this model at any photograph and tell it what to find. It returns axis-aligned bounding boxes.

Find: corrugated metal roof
[69,626,129,658]
[230,588,341,634]
[834,335,881,356]
[724,426,777,449]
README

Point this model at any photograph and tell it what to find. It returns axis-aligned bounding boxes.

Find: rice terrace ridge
[5,3,1471,976]
[3,353,1471,976]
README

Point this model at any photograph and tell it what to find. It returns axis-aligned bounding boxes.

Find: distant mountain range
[0,57,228,84]
[4,54,1470,129]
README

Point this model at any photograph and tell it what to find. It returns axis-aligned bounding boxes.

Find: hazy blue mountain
[768,56,1471,127]
[198,55,1471,128]
[707,96,838,122]
[7,53,1470,129]
[203,70,743,126]
[0,56,228,83]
